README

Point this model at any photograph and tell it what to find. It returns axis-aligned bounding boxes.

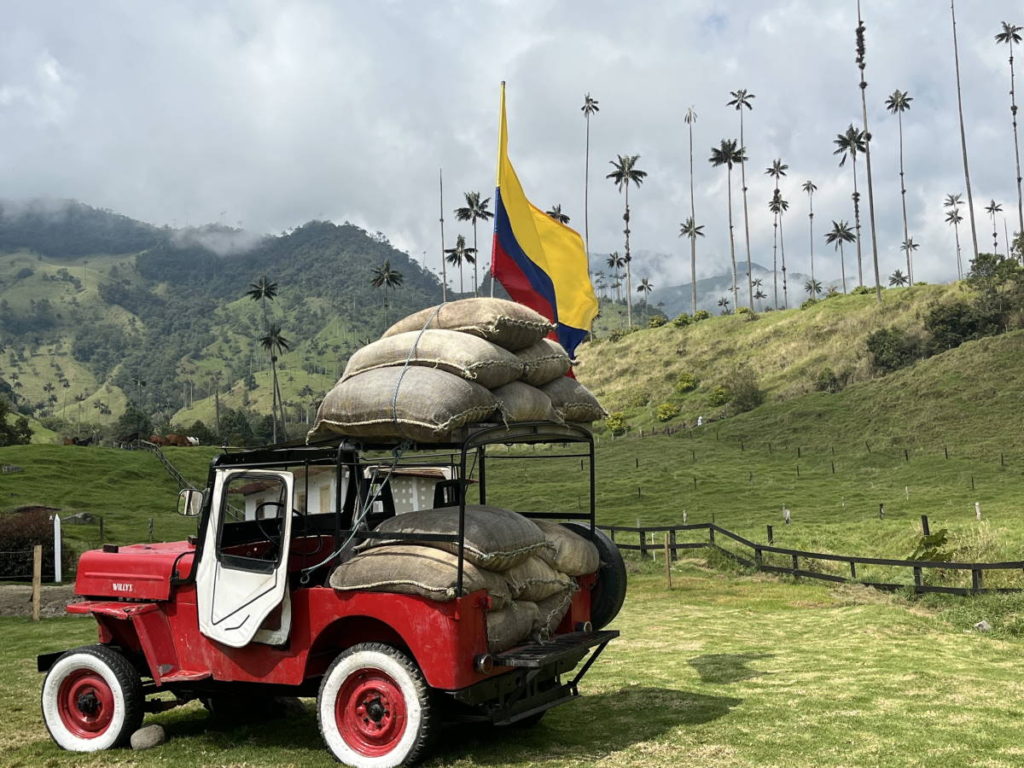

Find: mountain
[0,200,448,439]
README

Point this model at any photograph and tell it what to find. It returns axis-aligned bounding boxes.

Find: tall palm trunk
[779,212,789,309]
[1008,34,1024,235]
[851,156,864,287]
[270,355,279,444]
[687,120,697,314]
[771,213,779,307]
[624,186,633,328]
[471,222,479,296]
[951,0,980,263]
[896,110,912,282]
[856,0,882,301]
[807,194,816,289]
[584,115,592,270]
[953,218,963,279]
[739,111,754,310]
[439,169,449,302]
[839,243,849,294]
[726,168,739,310]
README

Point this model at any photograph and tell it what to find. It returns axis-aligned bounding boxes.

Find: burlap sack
[534,520,601,576]
[384,298,553,352]
[307,367,496,444]
[517,338,571,386]
[486,600,540,653]
[342,330,524,390]
[504,555,573,602]
[370,505,547,571]
[490,381,561,424]
[329,545,511,608]
[535,588,575,638]
[540,377,607,423]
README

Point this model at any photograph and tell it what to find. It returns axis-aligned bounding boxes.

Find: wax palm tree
[825,220,856,293]
[802,180,818,290]
[454,192,493,296]
[855,1,883,302]
[709,139,745,310]
[546,204,570,224]
[637,277,654,322]
[885,89,915,282]
[769,189,790,308]
[684,107,699,314]
[370,259,404,328]
[581,93,599,261]
[996,22,1024,235]
[444,234,477,295]
[899,239,919,280]
[727,89,756,310]
[754,286,767,311]
[889,269,910,287]
[766,159,789,307]
[951,0,981,263]
[945,194,965,279]
[605,252,626,302]
[986,200,1004,253]
[679,217,705,314]
[717,296,731,315]
[246,275,278,327]
[259,324,291,444]
[804,278,822,298]
[834,124,867,287]
[607,154,648,327]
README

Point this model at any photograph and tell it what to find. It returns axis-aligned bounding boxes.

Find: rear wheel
[318,643,433,767]
[563,523,627,630]
[41,645,144,752]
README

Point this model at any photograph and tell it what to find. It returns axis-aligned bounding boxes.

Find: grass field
[5,561,1024,767]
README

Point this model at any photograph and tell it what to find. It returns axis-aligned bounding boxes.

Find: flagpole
[439,168,448,303]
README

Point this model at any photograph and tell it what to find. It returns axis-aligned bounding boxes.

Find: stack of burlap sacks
[328,505,600,652]
[307,297,606,443]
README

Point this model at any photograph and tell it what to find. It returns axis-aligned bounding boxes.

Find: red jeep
[38,422,625,766]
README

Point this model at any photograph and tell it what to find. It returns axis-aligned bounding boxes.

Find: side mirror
[177,488,205,517]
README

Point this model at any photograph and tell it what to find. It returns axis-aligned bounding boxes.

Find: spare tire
[562,523,627,630]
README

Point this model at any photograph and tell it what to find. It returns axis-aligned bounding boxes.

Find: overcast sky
[2,1,1022,288]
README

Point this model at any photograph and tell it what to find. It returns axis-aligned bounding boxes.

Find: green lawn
[5,562,1024,767]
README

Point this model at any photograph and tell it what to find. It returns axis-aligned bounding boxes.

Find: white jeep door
[196,469,294,648]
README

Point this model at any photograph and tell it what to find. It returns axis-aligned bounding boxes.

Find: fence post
[669,529,678,562]
[913,566,923,591]
[849,560,857,580]
[639,529,648,559]
[766,524,774,544]
[32,545,42,622]
[708,526,716,545]
[664,536,672,589]
[972,569,983,593]
[791,554,799,578]
[921,515,930,536]
[53,514,62,584]
[754,546,763,570]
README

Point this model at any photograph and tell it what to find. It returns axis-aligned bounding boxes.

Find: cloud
[0,0,1021,290]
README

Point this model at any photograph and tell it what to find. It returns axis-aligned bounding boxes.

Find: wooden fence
[602,523,1024,596]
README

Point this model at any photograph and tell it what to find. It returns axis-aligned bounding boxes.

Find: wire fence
[602,523,1024,595]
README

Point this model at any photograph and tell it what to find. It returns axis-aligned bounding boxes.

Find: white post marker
[975,501,982,521]
[783,506,791,525]
[53,514,62,584]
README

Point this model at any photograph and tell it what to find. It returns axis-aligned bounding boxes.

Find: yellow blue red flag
[491,83,598,359]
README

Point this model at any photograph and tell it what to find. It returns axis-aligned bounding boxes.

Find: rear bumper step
[493,629,619,669]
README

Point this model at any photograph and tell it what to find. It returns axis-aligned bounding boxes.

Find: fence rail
[601,523,1024,596]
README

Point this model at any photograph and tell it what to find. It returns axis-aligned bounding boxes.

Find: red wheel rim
[57,669,116,739]
[335,667,408,757]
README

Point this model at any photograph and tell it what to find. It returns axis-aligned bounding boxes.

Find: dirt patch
[0,583,81,618]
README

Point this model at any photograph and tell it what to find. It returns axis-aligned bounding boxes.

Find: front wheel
[41,645,144,752]
[317,642,434,768]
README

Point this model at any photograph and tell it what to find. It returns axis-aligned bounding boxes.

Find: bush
[851,285,873,295]
[0,510,76,580]
[655,402,680,422]
[924,301,1000,354]
[675,373,699,393]
[648,315,667,328]
[866,327,922,373]
[624,390,650,408]
[605,412,628,436]
[692,309,711,321]
[814,367,844,393]
[708,386,730,407]
[801,298,819,309]
[727,365,765,413]
[671,313,692,327]
[736,306,753,316]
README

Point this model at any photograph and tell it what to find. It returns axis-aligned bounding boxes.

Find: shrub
[814,367,844,393]
[671,313,692,327]
[736,306,753,316]
[692,309,711,321]
[675,373,699,393]
[851,285,873,295]
[708,386,730,407]
[866,327,922,373]
[625,390,650,408]
[727,365,765,413]
[648,315,667,328]
[0,510,76,580]
[801,298,819,309]
[655,402,680,422]
[923,301,1000,354]
[605,412,628,436]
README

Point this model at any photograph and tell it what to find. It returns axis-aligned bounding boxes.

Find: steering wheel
[254,501,287,554]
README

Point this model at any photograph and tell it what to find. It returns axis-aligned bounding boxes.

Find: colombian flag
[491,83,598,360]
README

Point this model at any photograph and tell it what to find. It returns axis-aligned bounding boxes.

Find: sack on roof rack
[516,338,572,386]
[383,298,553,352]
